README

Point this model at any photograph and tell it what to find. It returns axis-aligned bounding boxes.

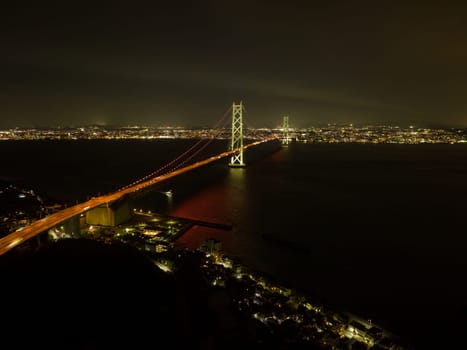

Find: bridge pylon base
[228,163,245,168]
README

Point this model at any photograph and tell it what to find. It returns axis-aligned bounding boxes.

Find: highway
[0,138,276,256]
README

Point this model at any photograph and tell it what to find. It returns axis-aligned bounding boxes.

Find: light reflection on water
[158,143,467,348]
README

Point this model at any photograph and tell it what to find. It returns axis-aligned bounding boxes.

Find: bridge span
[0,138,276,256]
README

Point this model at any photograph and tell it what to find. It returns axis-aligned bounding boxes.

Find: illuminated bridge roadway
[0,138,276,256]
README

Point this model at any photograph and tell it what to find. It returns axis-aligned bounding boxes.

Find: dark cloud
[1,0,467,128]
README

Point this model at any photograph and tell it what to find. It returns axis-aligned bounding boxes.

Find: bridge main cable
[121,107,233,190]
[0,138,276,256]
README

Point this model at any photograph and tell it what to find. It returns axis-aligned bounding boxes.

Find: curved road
[0,139,276,256]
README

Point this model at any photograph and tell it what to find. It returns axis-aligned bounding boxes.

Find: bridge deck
[0,138,276,255]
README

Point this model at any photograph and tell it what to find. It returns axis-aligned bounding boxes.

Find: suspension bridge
[0,103,291,256]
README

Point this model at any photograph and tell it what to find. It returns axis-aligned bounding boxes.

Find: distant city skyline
[2,1,467,129]
[2,123,465,146]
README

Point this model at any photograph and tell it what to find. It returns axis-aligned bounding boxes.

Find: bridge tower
[229,101,245,167]
[282,115,290,145]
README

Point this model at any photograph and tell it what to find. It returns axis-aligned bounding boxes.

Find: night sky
[2,0,467,129]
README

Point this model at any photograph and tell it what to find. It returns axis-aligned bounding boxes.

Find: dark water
[1,140,466,348]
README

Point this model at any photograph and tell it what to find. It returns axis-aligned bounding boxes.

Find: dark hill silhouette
[0,238,330,350]
[1,238,178,349]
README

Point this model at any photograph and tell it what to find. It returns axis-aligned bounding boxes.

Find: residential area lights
[1,124,466,144]
[74,209,407,350]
